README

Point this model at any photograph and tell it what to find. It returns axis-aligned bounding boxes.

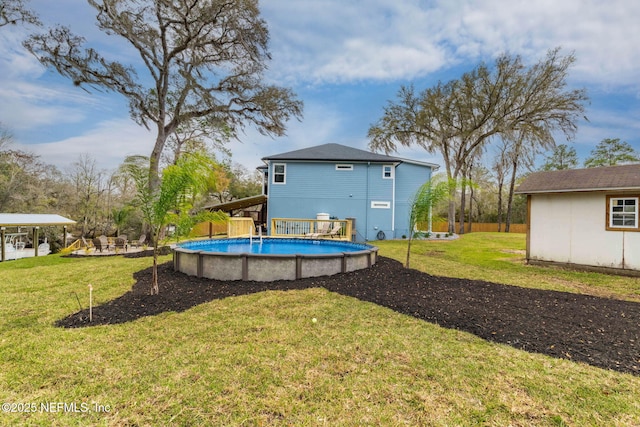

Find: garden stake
[73,292,82,311]
[88,284,93,322]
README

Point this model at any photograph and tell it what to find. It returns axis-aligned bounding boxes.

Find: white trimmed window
[607,196,639,230]
[382,165,394,179]
[336,164,353,171]
[273,163,286,184]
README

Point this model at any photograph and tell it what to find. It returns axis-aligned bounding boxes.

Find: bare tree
[0,0,39,27]
[502,131,538,232]
[369,48,588,233]
[24,0,303,194]
[492,139,509,231]
[67,154,107,236]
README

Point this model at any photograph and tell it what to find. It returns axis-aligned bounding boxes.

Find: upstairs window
[273,163,286,184]
[607,196,639,230]
[382,165,394,179]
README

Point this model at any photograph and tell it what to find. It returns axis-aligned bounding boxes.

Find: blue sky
[1,0,639,174]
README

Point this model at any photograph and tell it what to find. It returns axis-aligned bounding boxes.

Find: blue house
[260,143,439,242]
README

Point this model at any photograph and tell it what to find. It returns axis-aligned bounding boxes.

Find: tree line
[0,130,261,239]
[3,1,638,289]
[368,48,638,234]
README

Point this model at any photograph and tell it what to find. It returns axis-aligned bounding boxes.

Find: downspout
[427,166,438,234]
[392,162,399,235]
[365,162,370,241]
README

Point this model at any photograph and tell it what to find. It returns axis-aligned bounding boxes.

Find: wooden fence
[190,217,256,238]
[427,222,527,234]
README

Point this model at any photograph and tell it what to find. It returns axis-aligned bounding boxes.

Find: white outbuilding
[515,164,640,275]
[0,213,76,261]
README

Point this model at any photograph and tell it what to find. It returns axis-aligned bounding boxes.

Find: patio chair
[131,234,146,249]
[115,236,127,252]
[324,223,343,238]
[93,235,110,253]
[92,237,105,252]
[306,223,342,239]
[304,221,329,238]
[99,235,110,250]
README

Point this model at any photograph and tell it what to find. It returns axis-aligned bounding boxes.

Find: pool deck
[70,246,148,256]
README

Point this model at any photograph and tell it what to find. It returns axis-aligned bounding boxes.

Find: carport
[0,214,76,261]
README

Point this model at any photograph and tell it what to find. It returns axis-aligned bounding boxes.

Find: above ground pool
[173,237,378,282]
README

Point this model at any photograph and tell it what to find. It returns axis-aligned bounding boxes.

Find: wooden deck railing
[270,218,352,240]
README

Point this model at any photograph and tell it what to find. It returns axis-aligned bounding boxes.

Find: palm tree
[125,152,227,295]
[406,179,449,268]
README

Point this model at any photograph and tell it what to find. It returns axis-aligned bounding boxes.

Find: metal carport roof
[0,214,76,227]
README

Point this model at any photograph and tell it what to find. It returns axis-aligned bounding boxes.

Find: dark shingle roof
[515,164,640,194]
[262,143,400,162]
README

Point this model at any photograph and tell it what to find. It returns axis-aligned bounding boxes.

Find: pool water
[178,238,371,255]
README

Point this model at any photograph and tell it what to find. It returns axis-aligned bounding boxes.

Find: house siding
[265,160,433,241]
[529,192,640,271]
[394,162,433,238]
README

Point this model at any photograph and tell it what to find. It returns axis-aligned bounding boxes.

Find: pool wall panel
[201,254,244,280]
[300,255,343,278]
[247,256,297,281]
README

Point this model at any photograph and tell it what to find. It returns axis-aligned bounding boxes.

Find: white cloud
[15,118,154,171]
[229,102,347,168]
[264,0,640,87]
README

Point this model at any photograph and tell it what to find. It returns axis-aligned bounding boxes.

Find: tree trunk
[505,160,518,233]
[458,178,466,234]
[442,157,457,235]
[151,238,160,295]
[496,178,504,232]
[405,235,412,268]
[447,199,456,234]
[468,180,474,232]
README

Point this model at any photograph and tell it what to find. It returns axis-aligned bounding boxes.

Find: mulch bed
[56,256,640,376]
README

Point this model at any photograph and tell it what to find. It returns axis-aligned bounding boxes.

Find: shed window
[273,163,286,184]
[607,196,639,230]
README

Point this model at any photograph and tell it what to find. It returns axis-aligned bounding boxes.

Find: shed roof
[0,214,76,227]
[515,164,640,194]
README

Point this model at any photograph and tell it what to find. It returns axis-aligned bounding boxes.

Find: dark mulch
[56,256,640,376]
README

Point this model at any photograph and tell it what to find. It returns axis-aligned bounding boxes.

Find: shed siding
[530,193,640,270]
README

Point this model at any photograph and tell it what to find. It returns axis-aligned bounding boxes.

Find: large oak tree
[24,0,303,193]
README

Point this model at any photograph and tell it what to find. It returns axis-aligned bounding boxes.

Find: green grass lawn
[1,233,639,426]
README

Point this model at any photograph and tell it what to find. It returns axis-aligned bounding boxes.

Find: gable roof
[515,164,640,194]
[262,143,402,163]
